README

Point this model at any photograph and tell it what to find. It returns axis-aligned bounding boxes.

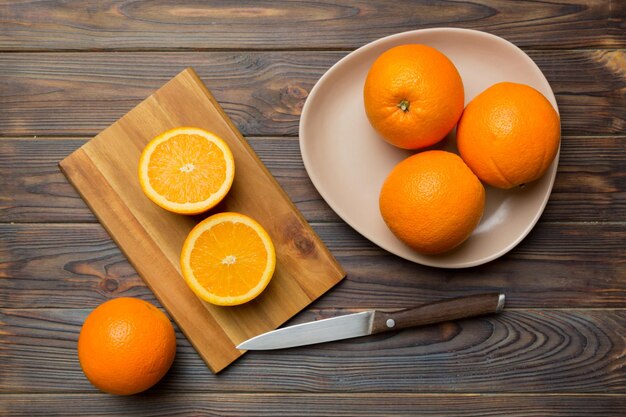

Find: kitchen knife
[237,292,505,350]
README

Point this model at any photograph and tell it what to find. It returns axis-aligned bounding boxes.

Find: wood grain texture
[369,293,504,335]
[58,68,344,372]
[1,135,624,223]
[1,223,624,309]
[1,50,624,137]
[2,393,625,416]
[0,0,623,51]
[1,1,624,412]
[1,308,624,393]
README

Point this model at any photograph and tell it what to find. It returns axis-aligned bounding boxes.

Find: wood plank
[544,135,626,222]
[1,135,624,223]
[0,50,623,137]
[0,137,340,221]
[1,223,624,309]
[0,138,89,222]
[1,308,623,393]
[0,0,623,51]
[2,393,625,416]
[57,68,345,373]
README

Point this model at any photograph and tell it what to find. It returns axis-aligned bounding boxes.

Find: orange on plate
[78,297,176,395]
[379,150,485,255]
[138,126,235,214]
[363,44,464,150]
[180,212,276,306]
[457,82,560,189]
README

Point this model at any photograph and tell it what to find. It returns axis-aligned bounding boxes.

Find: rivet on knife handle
[369,293,505,334]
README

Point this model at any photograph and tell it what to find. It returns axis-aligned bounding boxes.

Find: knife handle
[370,293,505,334]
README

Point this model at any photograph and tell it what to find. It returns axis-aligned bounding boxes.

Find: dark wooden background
[1,1,625,415]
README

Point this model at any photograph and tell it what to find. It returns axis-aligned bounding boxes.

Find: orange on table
[78,297,176,395]
[456,82,560,189]
[379,150,485,255]
[180,212,276,306]
[138,126,235,214]
[363,44,464,150]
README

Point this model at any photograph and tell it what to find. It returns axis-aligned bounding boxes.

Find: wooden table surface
[1,1,624,415]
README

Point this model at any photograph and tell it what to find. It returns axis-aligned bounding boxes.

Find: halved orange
[180,212,276,306]
[138,127,235,215]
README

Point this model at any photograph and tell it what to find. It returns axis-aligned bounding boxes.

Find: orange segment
[180,212,276,306]
[138,127,235,214]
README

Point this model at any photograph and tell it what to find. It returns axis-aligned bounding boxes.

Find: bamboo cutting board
[59,68,346,373]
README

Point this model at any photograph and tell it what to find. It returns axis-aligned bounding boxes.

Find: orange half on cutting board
[180,212,277,306]
[138,127,235,214]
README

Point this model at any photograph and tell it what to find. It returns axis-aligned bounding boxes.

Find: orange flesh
[189,221,268,297]
[148,133,227,203]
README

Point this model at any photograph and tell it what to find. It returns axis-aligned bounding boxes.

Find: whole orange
[379,150,485,255]
[78,298,176,395]
[456,82,560,189]
[363,44,464,149]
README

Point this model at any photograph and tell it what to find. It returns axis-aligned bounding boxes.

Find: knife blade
[237,293,505,350]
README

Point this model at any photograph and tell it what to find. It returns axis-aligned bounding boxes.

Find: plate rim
[299,27,560,268]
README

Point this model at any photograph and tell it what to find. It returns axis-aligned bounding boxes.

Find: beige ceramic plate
[299,28,560,268]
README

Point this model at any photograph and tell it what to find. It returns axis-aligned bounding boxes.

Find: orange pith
[138,127,235,214]
[181,212,276,306]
